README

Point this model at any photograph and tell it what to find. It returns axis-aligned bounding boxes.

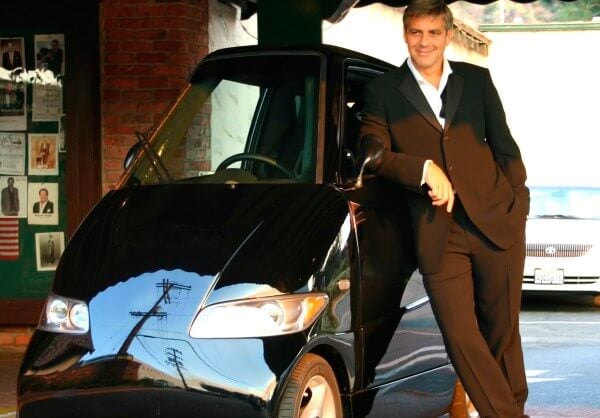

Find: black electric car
[18,45,463,418]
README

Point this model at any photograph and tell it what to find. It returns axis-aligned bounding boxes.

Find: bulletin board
[0,29,68,303]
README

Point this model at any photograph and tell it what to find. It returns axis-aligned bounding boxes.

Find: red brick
[105,52,136,64]
[138,76,169,89]
[103,135,124,146]
[103,5,138,18]
[104,64,122,76]
[103,17,121,30]
[165,4,191,17]
[102,89,121,102]
[104,158,125,171]
[105,102,137,114]
[118,17,151,29]
[105,170,125,183]
[121,90,155,102]
[153,17,189,29]
[153,40,185,52]
[121,40,153,52]
[137,52,169,63]
[15,334,31,346]
[136,29,168,40]
[0,333,15,345]
[136,5,168,17]
[138,101,168,114]
[105,126,136,135]
[119,64,151,76]
[152,64,185,77]
[155,89,181,101]
[105,77,138,90]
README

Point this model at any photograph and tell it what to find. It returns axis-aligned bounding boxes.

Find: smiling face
[404,14,453,75]
[39,189,48,203]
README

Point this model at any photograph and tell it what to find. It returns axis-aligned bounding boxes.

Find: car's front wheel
[277,353,342,418]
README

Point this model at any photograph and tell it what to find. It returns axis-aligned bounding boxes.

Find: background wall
[482,28,600,187]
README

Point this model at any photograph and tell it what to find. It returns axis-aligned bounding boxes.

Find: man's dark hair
[403,0,454,31]
[39,188,48,195]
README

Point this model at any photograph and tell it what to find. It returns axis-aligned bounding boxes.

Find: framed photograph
[0,132,26,175]
[0,175,27,218]
[28,133,59,175]
[28,182,58,225]
[35,231,65,271]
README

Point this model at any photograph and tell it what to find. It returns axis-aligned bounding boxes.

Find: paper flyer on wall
[32,34,64,122]
[0,132,25,175]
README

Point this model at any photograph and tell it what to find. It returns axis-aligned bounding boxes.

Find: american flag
[0,218,19,260]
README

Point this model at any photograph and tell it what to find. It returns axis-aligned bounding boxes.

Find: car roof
[202,43,396,69]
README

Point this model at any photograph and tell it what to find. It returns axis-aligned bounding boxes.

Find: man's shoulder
[365,64,406,90]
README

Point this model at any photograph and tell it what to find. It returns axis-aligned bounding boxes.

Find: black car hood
[54,183,350,301]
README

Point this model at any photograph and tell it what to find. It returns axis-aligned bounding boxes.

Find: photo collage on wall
[0,34,65,268]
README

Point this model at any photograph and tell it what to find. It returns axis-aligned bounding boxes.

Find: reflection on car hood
[526,218,600,244]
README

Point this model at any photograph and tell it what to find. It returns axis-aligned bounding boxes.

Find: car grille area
[526,243,593,258]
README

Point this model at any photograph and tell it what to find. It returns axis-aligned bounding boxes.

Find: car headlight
[189,293,329,338]
[38,292,89,334]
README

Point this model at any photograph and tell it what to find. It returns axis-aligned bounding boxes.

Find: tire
[277,353,342,418]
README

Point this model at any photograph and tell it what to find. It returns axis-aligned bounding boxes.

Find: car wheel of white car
[277,353,342,418]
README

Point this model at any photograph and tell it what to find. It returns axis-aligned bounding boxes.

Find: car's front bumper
[19,386,269,418]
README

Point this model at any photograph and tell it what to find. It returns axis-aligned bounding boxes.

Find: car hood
[54,183,350,302]
[526,218,600,244]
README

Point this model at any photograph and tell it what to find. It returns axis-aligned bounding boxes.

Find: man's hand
[424,162,454,213]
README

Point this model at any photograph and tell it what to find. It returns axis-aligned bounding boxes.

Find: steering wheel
[216,153,295,179]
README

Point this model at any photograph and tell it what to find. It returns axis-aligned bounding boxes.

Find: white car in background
[523,185,600,295]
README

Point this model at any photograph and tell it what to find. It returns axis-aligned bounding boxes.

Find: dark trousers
[423,203,528,417]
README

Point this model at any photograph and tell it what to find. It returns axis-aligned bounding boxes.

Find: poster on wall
[0,37,27,131]
[28,182,58,225]
[0,175,27,218]
[35,231,64,271]
[32,34,64,122]
[28,133,59,175]
[0,132,26,175]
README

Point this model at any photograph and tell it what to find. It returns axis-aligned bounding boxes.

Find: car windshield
[128,53,321,185]
[529,186,600,220]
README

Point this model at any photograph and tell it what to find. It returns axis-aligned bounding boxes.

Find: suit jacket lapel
[443,67,463,132]
[396,63,443,133]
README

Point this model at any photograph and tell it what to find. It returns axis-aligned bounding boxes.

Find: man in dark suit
[33,188,54,214]
[2,41,23,70]
[358,0,529,416]
[1,177,20,216]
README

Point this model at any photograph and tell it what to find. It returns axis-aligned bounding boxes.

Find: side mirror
[355,135,384,189]
[123,141,142,170]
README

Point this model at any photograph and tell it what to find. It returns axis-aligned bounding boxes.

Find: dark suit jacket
[2,50,22,70]
[33,201,54,214]
[359,60,529,274]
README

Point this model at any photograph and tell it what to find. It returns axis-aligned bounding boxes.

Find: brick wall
[101,0,209,194]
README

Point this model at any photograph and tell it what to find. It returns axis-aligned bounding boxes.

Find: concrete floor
[0,349,23,416]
